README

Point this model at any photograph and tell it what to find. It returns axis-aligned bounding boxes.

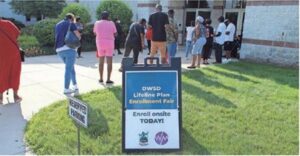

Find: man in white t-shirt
[224,18,236,61]
[185,21,195,59]
[213,16,226,63]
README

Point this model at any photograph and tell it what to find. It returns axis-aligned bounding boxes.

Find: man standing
[166,9,178,64]
[213,16,226,64]
[224,18,236,63]
[119,19,146,72]
[148,4,169,64]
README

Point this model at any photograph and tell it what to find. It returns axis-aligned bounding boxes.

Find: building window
[186,0,213,8]
[225,0,246,9]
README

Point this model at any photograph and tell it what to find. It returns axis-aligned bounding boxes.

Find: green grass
[25,61,299,154]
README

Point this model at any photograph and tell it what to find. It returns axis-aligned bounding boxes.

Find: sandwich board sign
[122,57,182,152]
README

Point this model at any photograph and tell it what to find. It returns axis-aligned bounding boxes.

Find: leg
[0,92,3,104]
[69,50,77,86]
[99,57,105,82]
[106,56,113,82]
[119,44,133,72]
[185,41,191,58]
[133,46,140,64]
[13,90,22,103]
[158,42,167,64]
[149,41,158,64]
[58,51,71,89]
[64,50,77,89]
[147,40,151,55]
[197,54,202,67]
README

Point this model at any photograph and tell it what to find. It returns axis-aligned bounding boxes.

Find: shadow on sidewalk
[0,102,27,154]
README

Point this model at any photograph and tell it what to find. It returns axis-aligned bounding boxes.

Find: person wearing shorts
[93,11,117,84]
[148,4,169,64]
[224,18,236,62]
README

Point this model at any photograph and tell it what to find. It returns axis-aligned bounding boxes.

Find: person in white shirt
[185,21,195,59]
[224,18,236,61]
[213,16,226,63]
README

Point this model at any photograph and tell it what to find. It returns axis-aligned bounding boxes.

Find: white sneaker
[72,85,79,91]
[222,59,228,64]
[64,89,75,94]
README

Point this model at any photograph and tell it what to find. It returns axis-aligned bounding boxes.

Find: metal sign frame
[122,57,182,152]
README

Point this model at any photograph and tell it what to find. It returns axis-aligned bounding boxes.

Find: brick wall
[241,1,299,67]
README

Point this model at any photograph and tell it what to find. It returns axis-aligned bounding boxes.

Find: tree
[10,0,66,20]
[58,3,91,24]
[96,0,133,32]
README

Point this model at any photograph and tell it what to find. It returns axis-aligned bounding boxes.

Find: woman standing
[145,26,152,55]
[0,18,22,104]
[93,11,117,84]
[188,16,206,69]
[202,19,214,64]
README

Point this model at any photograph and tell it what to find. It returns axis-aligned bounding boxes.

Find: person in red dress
[0,18,22,104]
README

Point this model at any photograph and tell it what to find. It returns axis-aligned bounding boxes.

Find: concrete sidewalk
[0,48,218,154]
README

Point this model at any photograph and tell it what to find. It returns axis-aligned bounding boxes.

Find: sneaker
[106,80,114,84]
[64,89,75,94]
[72,85,79,91]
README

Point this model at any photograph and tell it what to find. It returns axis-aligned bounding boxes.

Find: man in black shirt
[148,4,169,64]
[119,19,146,72]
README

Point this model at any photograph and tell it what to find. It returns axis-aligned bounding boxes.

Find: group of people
[185,15,236,68]
[0,4,238,99]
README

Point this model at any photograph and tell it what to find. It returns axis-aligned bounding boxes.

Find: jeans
[185,40,193,58]
[167,42,177,63]
[58,49,77,89]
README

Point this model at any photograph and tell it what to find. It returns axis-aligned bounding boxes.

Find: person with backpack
[187,16,206,69]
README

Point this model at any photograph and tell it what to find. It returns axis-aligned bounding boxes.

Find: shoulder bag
[64,23,81,49]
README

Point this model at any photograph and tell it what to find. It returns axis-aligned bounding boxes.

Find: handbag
[0,27,24,62]
[64,23,81,49]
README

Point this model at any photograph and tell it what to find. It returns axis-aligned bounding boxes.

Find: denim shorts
[192,37,206,55]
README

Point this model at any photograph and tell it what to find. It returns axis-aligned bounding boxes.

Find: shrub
[96,0,133,32]
[18,34,47,56]
[81,24,96,51]
[58,3,91,24]
[32,18,59,47]
[21,25,34,35]
[18,35,40,50]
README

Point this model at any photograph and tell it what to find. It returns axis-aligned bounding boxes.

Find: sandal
[14,96,22,104]
[99,79,103,83]
[106,80,114,84]
[187,66,196,69]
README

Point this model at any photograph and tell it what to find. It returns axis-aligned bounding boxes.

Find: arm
[74,30,81,40]
[140,33,145,49]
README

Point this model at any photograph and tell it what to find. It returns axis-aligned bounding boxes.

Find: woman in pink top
[93,11,117,84]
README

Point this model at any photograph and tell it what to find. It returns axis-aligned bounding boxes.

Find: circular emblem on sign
[155,131,168,145]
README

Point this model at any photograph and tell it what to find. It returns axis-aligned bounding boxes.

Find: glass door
[224,9,245,36]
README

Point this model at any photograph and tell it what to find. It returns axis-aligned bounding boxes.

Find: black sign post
[68,96,88,155]
[122,57,182,152]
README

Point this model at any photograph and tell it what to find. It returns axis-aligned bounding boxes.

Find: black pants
[124,44,140,64]
[147,40,151,54]
[77,39,82,57]
[214,43,223,63]
[202,43,213,60]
